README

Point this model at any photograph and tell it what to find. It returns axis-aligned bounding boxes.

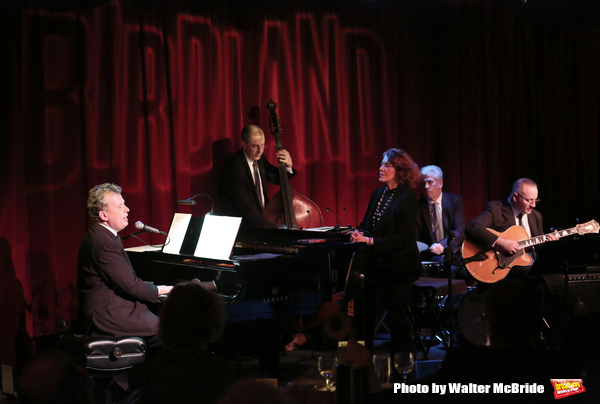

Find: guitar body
[463,220,599,283]
[462,226,532,283]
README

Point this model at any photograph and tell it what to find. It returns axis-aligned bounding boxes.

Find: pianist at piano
[127,218,357,378]
[76,183,174,346]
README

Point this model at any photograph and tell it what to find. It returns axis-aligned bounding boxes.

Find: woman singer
[348,148,422,355]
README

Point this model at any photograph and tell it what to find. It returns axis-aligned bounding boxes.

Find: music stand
[442,231,456,349]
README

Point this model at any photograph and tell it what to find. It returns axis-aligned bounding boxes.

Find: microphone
[342,207,348,227]
[177,199,196,205]
[326,208,341,227]
[135,221,167,235]
[305,210,312,229]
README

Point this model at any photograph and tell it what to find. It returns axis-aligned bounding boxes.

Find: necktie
[517,213,524,227]
[253,161,263,208]
[517,213,535,261]
[431,202,444,243]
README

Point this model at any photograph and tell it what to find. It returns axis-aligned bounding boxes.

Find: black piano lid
[235,225,351,244]
[178,216,205,256]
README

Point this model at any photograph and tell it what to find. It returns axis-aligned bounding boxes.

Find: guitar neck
[517,227,574,249]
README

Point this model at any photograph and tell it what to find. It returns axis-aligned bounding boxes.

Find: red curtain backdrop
[1,0,599,338]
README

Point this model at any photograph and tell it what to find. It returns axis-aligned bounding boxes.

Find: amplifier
[569,281,600,316]
[567,269,600,283]
[542,269,600,317]
[569,267,600,316]
[568,268,600,317]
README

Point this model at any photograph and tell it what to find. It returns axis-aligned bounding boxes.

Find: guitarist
[465,178,566,345]
[465,178,558,278]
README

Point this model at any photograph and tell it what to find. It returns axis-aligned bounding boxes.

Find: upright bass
[262,99,323,229]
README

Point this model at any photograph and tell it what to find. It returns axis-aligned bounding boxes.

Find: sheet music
[162,213,192,255]
[194,214,242,260]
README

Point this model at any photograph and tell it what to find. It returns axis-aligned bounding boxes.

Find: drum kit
[416,241,489,347]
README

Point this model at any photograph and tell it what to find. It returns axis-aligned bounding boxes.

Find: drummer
[415,165,466,275]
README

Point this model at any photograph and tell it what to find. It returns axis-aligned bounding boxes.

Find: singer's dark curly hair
[87,183,122,222]
[382,148,421,188]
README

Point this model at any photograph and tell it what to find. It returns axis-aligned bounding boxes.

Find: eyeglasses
[516,193,540,204]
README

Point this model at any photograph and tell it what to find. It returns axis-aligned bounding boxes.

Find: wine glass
[372,353,392,388]
[394,352,415,383]
[317,355,337,391]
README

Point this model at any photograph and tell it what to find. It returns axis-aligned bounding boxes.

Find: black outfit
[219,148,296,228]
[416,192,466,262]
[352,184,422,353]
[77,223,160,340]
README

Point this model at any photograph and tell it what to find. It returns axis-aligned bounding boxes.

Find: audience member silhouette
[418,279,582,403]
[366,279,585,404]
[127,280,234,404]
[0,236,33,374]
[17,349,90,404]
[217,379,294,404]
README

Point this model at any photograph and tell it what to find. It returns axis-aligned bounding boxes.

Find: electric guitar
[462,219,599,283]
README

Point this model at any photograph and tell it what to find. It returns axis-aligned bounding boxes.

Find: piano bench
[65,336,147,404]
[82,336,146,371]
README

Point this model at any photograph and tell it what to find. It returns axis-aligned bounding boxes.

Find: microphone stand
[326,208,341,232]
[120,230,145,241]
[443,230,455,348]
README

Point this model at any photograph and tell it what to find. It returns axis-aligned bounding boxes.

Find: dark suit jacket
[358,185,422,278]
[416,192,466,258]
[77,223,160,338]
[219,148,296,228]
[465,199,544,248]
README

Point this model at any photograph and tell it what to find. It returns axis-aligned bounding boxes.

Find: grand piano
[126,221,357,324]
[126,219,358,376]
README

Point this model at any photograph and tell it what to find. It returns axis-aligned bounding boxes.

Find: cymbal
[417,241,428,252]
